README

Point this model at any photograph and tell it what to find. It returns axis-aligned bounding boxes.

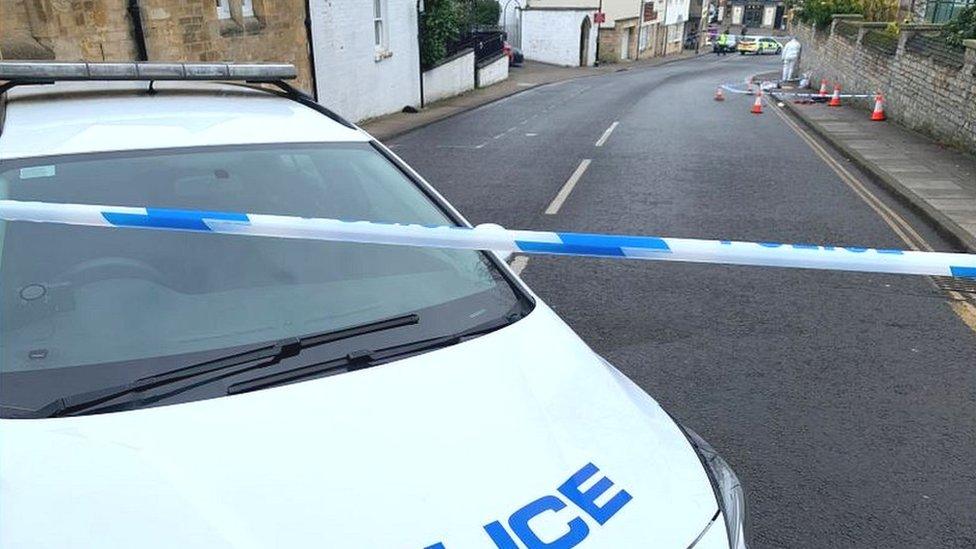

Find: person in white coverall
[781,38,801,81]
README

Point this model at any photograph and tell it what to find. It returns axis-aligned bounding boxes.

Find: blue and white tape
[720,84,875,98]
[1,200,974,279]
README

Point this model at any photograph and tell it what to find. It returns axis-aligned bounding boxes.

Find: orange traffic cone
[871,92,886,121]
[827,85,842,107]
[818,79,828,97]
[715,87,725,101]
[751,91,763,114]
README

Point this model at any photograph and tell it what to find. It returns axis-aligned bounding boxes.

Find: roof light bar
[0,61,297,82]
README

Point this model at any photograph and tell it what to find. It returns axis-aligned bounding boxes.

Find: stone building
[723,0,785,30]
[0,0,431,121]
[0,0,315,94]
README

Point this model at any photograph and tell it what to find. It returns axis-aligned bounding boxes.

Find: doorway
[774,5,785,29]
[619,27,632,60]
[580,16,591,66]
[743,4,763,27]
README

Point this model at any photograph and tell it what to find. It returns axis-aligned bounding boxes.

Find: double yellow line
[768,100,976,333]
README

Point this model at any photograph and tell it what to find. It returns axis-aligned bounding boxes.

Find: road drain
[932,276,976,295]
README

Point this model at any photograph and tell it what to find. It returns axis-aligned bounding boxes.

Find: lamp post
[660,0,671,57]
[636,0,645,60]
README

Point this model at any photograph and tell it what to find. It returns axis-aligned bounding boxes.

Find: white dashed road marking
[545,159,591,215]
[595,121,619,147]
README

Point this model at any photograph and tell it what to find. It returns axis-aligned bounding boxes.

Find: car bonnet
[0,303,718,548]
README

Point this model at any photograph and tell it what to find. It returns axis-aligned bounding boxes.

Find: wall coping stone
[964,39,976,51]
[476,51,507,69]
[425,47,474,71]
[900,23,943,31]
[831,14,864,20]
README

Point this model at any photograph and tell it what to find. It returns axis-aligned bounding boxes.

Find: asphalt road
[389,54,976,548]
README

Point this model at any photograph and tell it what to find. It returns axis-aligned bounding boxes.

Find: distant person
[716,30,730,55]
[781,37,801,81]
[741,25,748,36]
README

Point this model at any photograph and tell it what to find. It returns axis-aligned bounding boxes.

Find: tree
[471,0,501,27]
[796,0,864,27]
[942,5,976,47]
[860,0,896,21]
[421,0,463,68]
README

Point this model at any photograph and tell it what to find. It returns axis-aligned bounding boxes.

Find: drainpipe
[636,0,645,59]
[595,0,603,65]
[304,0,319,101]
[417,0,426,108]
[126,0,149,61]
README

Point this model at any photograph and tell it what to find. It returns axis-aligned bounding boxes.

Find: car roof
[0,81,369,160]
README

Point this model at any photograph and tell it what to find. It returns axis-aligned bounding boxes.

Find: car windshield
[0,142,527,414]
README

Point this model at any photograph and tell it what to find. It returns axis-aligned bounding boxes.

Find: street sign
[594,11,606,23]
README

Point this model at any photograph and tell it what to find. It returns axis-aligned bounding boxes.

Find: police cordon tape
[1,199,974,279]
[719,84,875,99]
[776,91,876,98]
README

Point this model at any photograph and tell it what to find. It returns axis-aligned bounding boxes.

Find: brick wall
[1,0,140,60]
[142,0,312,91]
[0,0,313,93]
[794,17,976,154]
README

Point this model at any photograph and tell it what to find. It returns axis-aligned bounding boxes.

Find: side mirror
[475,223,514,263]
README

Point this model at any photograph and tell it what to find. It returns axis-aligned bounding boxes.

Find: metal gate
[925,0,975,23]
[501,0,523,48]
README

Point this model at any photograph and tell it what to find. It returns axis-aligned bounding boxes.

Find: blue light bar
[0,61,296,82]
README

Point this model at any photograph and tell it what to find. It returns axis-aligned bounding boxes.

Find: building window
[216,0,231,19]
[667,23,681,43]
[241,0,255,17]
[374,0,388,50]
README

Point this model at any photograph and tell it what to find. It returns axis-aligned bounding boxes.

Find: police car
[0,62,747,548]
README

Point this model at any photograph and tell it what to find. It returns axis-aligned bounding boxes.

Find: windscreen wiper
[226,310,524,396]
[22,313,419,418]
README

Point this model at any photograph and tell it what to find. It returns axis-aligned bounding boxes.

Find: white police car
[0,62,747,548]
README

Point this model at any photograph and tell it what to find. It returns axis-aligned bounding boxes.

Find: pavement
[776,94,976,253]
[361,52,701,141]
[389,53,976,547]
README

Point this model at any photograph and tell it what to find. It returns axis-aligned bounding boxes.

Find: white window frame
[373,0,389,52]
[216,0,231,19]
[667,23,681,43]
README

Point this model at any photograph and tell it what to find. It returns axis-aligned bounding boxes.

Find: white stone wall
[308,0,421,123]
[762,6,776,27]
[522,9,598,66]
[476,53,509,88]
[423,49,476,104]
[663,0,691,26]
[529,0,629,25]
